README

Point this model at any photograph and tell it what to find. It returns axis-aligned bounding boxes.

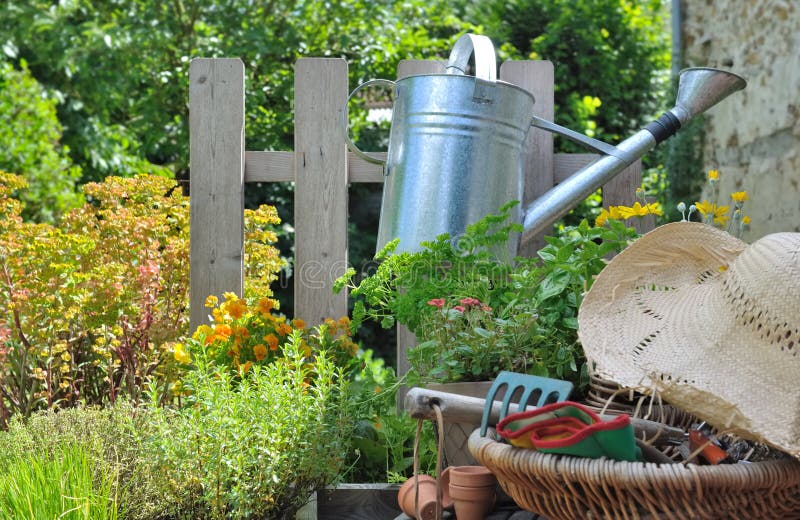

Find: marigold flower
[292,318,306,329]
[253,343,267,361]
[708,169,720,181]
[214,324,232,341]
[337,316,350,328]
[257,298,275,317]
[277,323,293,336]
[239,361,253,374]
[427,298,446,309]
[225,298,247,320]
[204,295,218,308]
[265,334,279,351]
[223,291,238,302]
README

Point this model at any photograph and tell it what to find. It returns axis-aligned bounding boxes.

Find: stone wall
[681,0,799,238]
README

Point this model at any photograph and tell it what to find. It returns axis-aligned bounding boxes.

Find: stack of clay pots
[398,465,497,520]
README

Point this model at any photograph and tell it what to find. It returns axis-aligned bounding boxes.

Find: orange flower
[253,343,267,361]
[292,318,306,329]
[277,323,293,336]
[225,298,247,319]
[265,334,279,351]
[257,298,275,317]
[214,324,232,341]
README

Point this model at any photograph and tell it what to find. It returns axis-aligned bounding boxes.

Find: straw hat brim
[578,221,800,456]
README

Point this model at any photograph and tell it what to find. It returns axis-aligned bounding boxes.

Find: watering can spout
[522,67,746,240]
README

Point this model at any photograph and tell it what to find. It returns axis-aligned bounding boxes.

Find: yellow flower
[173,343,191,364]
[731,191,748,203]
[223,291,238,302]
[204,295,218,308]
[742,215,751,225]
[694,200,730,225]
[645,202,663,216]
[253,343,267,361]
[59,381,70,390]
[61,352,71,362]
[617,202,649,219]
[594,209,609,227]
[708,169,720,181]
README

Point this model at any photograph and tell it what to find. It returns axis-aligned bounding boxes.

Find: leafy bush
[0,59,82,222]
[338,203,637,388]
[0,173,283,427]
[146,335,353,519]
[0,403,165,520]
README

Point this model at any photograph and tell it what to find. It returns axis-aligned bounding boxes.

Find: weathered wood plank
[294,58,349,325]
[500,61,554,257]
[244,150,386,183]
[189,58,245,331]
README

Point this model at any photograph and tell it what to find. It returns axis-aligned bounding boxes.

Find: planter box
[296,483,401,520]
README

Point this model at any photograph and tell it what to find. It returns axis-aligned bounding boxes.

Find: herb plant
[336,203,637,388]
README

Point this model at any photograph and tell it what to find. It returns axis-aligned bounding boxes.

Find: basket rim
[469,428,800,490]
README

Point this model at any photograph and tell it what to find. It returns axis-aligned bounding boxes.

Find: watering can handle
[446,34,497,82]
[341,79,395,166]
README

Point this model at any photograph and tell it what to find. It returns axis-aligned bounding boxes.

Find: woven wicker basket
[469,428,800,520]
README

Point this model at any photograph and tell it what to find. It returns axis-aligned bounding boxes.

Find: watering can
[343,34,746,255]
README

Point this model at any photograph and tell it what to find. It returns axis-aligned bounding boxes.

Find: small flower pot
[444,465,496,488]
[397,473,453,520]
[449,482,496,520]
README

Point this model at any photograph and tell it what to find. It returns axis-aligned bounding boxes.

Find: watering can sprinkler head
[522,67,747,240]
[670,67,747,125]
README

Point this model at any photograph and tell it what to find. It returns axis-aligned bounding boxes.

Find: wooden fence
[188,57,645,377]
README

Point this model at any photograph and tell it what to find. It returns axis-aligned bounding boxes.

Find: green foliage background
[1,0,673,362]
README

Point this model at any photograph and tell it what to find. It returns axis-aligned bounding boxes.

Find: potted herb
[336,203,636,464]
[336,202,637,389]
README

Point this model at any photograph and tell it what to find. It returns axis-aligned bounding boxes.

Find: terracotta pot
[444,465,496,488]
[397,474,453,520]
[449,482,496,520]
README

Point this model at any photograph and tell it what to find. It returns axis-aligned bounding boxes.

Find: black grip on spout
[645,111,681,144]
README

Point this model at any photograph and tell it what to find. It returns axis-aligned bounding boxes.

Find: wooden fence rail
[188,56,645,375]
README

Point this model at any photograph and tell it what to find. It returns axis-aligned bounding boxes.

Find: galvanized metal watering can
[343,34,746,255]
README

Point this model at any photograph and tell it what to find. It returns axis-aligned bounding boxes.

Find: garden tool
[343,33,746,254]
[404,387,686,448]
[496,401,642,462]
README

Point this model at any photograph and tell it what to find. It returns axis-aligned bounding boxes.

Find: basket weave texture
[469,428,800,520]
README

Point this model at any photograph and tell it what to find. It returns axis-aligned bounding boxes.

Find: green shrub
[0,403,169,520]
[0,172,283,426]
[0,59,83,222]
[146,333,352,519]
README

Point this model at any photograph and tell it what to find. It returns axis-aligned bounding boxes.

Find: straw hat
[578,221,800,457]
